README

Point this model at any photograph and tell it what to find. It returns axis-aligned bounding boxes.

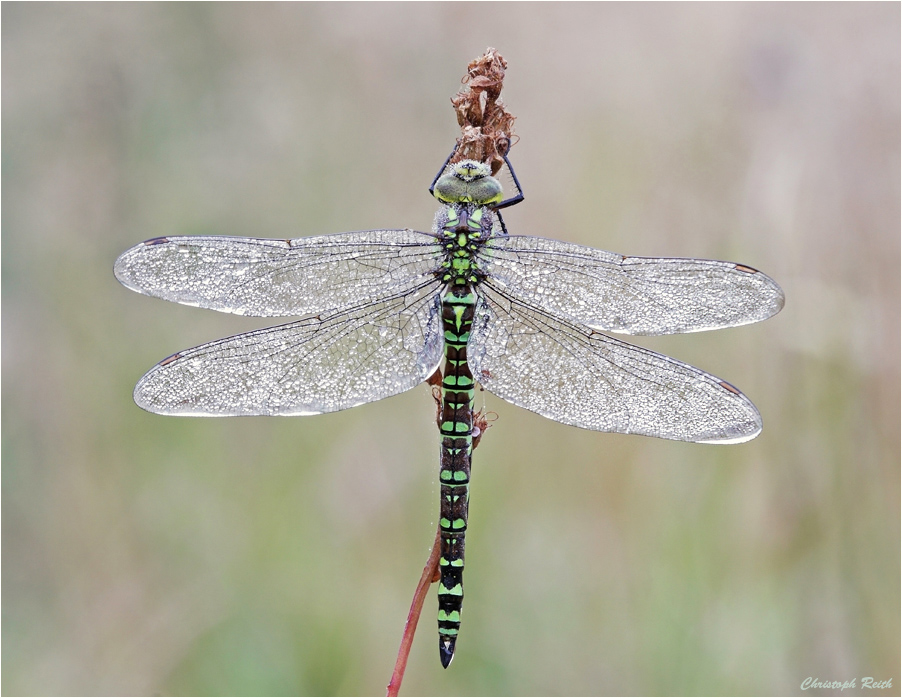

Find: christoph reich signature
[801,677,893,690]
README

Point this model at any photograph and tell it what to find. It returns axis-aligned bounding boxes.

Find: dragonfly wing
[469,286,762,443]
[114,230,442,317]
[134,282,443,416]
[479,236,784,335]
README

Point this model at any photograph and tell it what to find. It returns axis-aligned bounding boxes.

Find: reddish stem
[386,526,442,697]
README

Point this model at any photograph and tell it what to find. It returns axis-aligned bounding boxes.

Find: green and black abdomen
[437,284,476,668]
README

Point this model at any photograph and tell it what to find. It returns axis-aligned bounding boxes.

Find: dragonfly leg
[428,144,461,199]
[493,150,525,211]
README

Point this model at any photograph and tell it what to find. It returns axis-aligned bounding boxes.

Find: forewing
[479,236,784,335]
[114,230,441,317]
[134,282,443,416]
[469,286,762,443]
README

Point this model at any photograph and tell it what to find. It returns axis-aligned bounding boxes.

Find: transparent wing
[478,236,784,335]
[469,285,762,443]
[114,230,442,317]
[134,281,443,416]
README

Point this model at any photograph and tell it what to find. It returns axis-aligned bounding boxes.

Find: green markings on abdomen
[437,285,476,668]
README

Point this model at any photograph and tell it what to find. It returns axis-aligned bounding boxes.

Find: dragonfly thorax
[434,202,498,286]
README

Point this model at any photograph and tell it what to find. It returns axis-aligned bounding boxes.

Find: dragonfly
[114,147,784,667]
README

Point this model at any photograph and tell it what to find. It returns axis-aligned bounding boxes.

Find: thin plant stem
[386,526,443,697]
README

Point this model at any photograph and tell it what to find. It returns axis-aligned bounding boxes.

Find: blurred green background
[3,3,899,695]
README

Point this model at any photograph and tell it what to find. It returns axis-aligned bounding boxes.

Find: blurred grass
[3,3,899,695]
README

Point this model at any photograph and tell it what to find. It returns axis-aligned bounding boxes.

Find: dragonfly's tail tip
[439,638,456,668]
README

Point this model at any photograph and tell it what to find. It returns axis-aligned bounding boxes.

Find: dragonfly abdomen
[437,284,477,668]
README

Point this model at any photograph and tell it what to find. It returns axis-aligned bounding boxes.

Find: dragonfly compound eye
[467,177,503,206]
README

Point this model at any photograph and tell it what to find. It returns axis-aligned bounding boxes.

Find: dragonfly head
[448,159,491,182]
[433,159,503,206]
